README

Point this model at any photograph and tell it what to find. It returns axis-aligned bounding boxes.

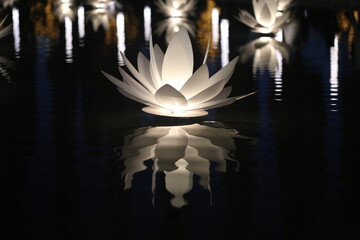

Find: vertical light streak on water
[12,7,21,58]
[220,19,229,67]
[274,50,283,101]
[144,6,151,43]
[329,35,339,112]
[321,34,343,238]
[65,16,73,63]
[78,6,85,46]
[116,12,125,66]
[211,8,219,49]
[250,69,282,239]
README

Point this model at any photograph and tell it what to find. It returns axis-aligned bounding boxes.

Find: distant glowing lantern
[103,28,255,117]
[0,0,18,8]
[155,0,197,18]
[236,0,292,34]
[54,0,75,22]
[117,122,254,208]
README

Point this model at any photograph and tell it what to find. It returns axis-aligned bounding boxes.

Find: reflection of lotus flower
[156,17,196,43]
[54,0,76,22]
[236,0,291,34]
[103,28,255,117]
[117,122,253,208]
[0,16,12,39]
[86,0,119,31]
[239,37,290,74]
[155,0,197,18]
[0,0,17,8]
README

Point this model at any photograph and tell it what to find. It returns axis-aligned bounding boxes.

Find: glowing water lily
[236,0,291,34]
[103,28,255,117]
[0,16,12,39]
[0,0,17,8]
[117,122,254,208]
[54,0,75,22]
[86,0,118,31]
[155,0,197,18]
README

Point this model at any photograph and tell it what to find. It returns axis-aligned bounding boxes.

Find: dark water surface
[1,1,360,239]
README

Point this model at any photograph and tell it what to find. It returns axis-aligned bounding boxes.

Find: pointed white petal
[103,71,155,104]
[155,84,188,108]
[187,80,227,105]
[258,0,277,28]
[199,96,238,110]
[209,56,238,84]
[180,64,209,99]
[211,86,233,101]
[149,37,164,89]
[118,67,154,98]
[120,52,156,94]
[236,10,258,28]
[117,87,151,105]
[203,33,210,64]
[161,28,193,90]
[137,52,157,93]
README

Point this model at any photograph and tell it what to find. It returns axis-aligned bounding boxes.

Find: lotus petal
[162,28,193,90]
[180,64,209,99]
[118,67,154,99]
[187,80,227,105]
[155,84,188,109]
[150,38,164,89]
[120,52,156,94]
[236,10,258,29]
[209,57,239,84]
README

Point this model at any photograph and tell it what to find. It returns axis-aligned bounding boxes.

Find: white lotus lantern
[0,16,12,39]
[54,0,75,22]
[103,28,255,117]
[239,37,289,75]
[118,122,254,208]
[236,0,292,34]
[155,0,197,18]
[0,0,17,8]
[86,0,118,31]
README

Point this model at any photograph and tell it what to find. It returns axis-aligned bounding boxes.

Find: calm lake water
[1,0,359,239]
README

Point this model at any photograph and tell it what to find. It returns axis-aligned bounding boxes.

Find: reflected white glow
[78,6,85,45]
[220,19,229,67]
[238,37,289,78]
[329,35,339,112]
[116,12,125,66]
[155,0,196,18]
[65,16,73,63]
[211,8,219,48]
[274,50,283,101]
[117,122,253,208]
[275,29,283,42]
[156,17,196,44]
[54,0,75,22]
[144,6,151,42]
[12,8,20,58]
